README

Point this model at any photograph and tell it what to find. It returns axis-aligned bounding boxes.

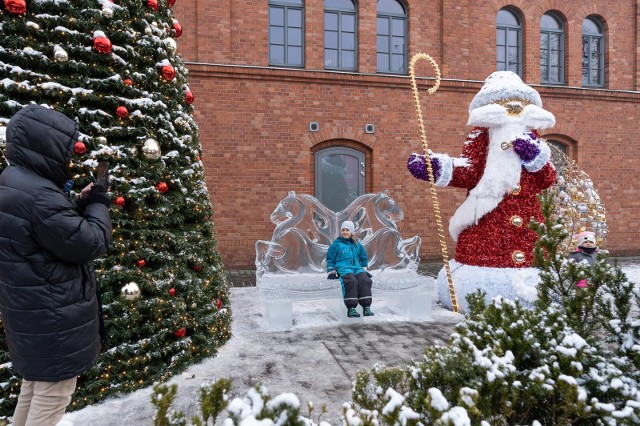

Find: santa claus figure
[408,71,556,312]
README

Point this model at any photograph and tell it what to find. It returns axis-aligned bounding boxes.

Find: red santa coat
[447,128,556,268]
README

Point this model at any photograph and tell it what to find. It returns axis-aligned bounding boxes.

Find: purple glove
[512,132,540,163]
[407,153,441,182]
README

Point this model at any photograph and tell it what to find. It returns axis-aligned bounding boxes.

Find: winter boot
[347,307,361,318]
[363,306,374,316]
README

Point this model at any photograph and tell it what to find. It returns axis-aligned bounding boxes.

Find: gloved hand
[512,132,540,163]
[327,271,339,280]
[407,153,441,182]
[85,184,110,207]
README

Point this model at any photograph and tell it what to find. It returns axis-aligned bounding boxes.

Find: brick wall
[173,0,640,268]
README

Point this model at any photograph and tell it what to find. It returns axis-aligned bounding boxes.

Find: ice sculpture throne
[255,191,434,330]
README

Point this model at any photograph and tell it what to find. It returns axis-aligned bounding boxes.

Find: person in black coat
[0,105,112,426]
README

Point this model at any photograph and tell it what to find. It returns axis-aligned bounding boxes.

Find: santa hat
[468,71,542,113]
[340,220,355,234]
[575,231,596,246]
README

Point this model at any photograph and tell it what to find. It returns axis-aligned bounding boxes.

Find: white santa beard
[449,121,524,241]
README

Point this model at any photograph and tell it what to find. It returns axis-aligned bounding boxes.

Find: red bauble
[174,327,186,338]
[155,182,169,193]
[93,36,112,54]
[168,288,176,297]
[215,299,222,309]
[73,141,86,155]
[147,0,158,10]
[161,64,175,81]
[123,78,133,86]
[168,0,176,6]
[172,20,183,38]
[114,196,126,207]
[192,264,202,272]
[116,106,128,118]
[185,89,194,104]
[136,259,146,267]
[4,0,26,14]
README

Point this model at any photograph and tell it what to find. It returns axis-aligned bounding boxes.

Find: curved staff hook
[408,53,459,313]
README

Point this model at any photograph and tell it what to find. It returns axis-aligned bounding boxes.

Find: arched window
[496,8,522,76]
[376,0,407,74]
[582,17,605,87]
[324,0,357,70]
[315,147,365,212]
[269,0,304,67]
[540,13,564,84]
[547,140,568,175]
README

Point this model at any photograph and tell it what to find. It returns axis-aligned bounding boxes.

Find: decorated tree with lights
[0,0,231,416]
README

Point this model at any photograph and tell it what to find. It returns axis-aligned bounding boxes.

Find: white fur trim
[468,71,542,113]
[523,139,551,173]
[432,153,453,186]
[436,259,541,313]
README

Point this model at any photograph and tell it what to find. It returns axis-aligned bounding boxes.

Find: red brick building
[172,1,640,268]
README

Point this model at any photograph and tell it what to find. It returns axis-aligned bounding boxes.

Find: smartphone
[95,162,109,187]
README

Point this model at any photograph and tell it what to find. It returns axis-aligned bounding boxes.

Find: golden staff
[408,53,459,313]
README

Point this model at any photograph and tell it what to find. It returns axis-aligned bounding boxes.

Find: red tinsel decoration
[155,182,169,193]
[185,89,194,104]
[215,299,222,310]
[174,327,186,338]
[123,78,133,86]
[73,141,86,155]
[4,0,26,14]
[172,20,183,38]
[168,288,176,297]
[147,0,158,10]
[93,36,112,54]
[168,0,176,6]
[161,64,175,81]
[136,259,146,267]
[115,106,128,118]
[445,128,556,268]
[114,196,125,207]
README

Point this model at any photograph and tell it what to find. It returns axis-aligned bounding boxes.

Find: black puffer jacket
[0,105,112,381]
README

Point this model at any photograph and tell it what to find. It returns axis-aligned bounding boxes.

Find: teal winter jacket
[326,237,368,276]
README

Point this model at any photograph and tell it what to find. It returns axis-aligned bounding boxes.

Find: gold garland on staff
[408,53,459,313]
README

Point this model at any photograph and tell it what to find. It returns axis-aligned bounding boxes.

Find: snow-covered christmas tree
[0,0,231,416]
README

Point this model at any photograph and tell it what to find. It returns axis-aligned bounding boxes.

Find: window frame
[582,17,605,88]
[496,8,523,77]
[540,13,565,85]
[324,0,358,71]
[376,0,408,75]
[268,0,305,68]
[314,146,365,212]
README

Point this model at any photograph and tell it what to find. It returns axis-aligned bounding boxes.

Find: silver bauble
[102,7,114,18]
[95,136,108,145]
[121,282,141,300]
[142,138,161,160]
[54,49,69,62]
[164,38,177,54]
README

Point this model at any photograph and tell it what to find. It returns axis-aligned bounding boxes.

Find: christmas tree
[0,0,231,416]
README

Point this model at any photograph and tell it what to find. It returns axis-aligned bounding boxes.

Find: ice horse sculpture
[255,191,433,330]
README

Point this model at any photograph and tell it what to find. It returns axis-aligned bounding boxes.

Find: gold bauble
[95,136,107,145]
[142,138,161,160]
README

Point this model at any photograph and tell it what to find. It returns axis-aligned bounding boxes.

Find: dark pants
[341,272,372,308]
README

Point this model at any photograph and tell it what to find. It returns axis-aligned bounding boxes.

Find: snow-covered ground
[54,263,640,425]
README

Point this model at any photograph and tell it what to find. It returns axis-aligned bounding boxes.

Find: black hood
[6,104,78,187]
